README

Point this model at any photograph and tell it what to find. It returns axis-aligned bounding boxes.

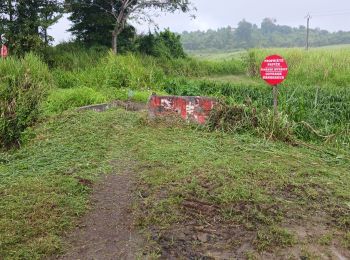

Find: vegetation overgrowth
[0,36,349,260]
[0,54,52,148]
[245,48,350,86]
[1,1,349,258]
[1,46,349,148]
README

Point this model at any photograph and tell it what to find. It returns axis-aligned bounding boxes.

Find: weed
[0,53,52,148]
[343,232,350,249]
[318,233,333,246]
[42,87,107,115]
[255,226,296,251]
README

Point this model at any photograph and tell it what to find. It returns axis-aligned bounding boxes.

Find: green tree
[65,0,193,54]
[138,29,186,58]
[261,18,276,35]
[235,19,253,48]
[66,0,136,50]
[39,0,64,44]
[0,0,63,54]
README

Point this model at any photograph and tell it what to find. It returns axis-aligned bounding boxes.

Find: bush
[0,54,52,148]
[43,87,107,115]
[206,102,295,143]
[256,110,295,143]
[41,42,108,70]
[207,101,258,133]
[138,29,186,59]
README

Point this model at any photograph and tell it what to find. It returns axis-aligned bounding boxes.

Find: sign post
[260,55,288,116]
[273,85,278,116]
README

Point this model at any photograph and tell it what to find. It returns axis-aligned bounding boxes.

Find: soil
[143,197,350,259]
[57,170,141,260]
[54,159,350,259]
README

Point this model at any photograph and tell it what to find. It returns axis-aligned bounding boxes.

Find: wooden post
[273,85,278,117]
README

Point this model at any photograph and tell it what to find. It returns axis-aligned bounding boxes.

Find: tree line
[0,0,192,55]
[181,18,350,51]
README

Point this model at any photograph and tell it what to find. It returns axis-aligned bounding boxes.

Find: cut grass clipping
[1,109,349,258]
[207,101,295,143]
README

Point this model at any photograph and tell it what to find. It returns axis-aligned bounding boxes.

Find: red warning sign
[260,55,288,86]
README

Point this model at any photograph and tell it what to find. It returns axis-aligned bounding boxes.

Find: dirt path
[58,171,141,260]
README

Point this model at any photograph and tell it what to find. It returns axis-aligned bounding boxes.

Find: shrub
[52,70,79,89]
[206,102,295,143]
[40,42,108,70]
[42,87,107,115]
[138,29,186,59]
[207,101,258,133]
[0,54,52,148]
[256,110,295,143]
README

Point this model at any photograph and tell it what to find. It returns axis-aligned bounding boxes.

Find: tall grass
[52,52,245,89]
[164,78,350,146]
[245,48,350,86]
[3,49,348,147]
[43,87,107,114]
[0,53,52,148]
[41,43,108,71]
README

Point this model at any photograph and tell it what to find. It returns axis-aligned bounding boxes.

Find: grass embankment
[43,52,244,115]
[0,109,349,258]
[186,48,350,146]
[42,48,350,147]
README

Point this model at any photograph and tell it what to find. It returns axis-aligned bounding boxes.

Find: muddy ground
[57,171,142,260]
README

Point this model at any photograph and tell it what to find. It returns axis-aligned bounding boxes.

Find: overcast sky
[49,0,350,44]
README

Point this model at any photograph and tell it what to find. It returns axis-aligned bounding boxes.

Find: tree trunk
[8,0,13,22]
[112,30,118,54]
[44,28,48,45]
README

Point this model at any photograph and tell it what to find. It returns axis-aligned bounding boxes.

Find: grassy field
[15,48,347,148]
[188,44,350,60]
[1,46,349,258]
[188,49,246,61]
[0,109,349,258]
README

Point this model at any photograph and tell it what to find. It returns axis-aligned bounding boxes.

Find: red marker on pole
[260,55,288,116]
[1,45,8,59]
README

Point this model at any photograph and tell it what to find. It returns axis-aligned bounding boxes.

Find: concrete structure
[148,95,217,124]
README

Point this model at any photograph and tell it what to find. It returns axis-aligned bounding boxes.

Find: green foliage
[0,0,63,54]
[157,57,244,77]
[163,76,350,145]
[0,109,349,258]
[206,102,295,143]
[41,42,108,70]
[43,87,107,114]
[50,51,242,93]
[245,48,350,86]
[66,0,137,50]
[207,101,258,133]
[66,0,115,47]
[0,53,52,148]
[138,29,186,59]
[256,110,295,143]
[255,226,296,251]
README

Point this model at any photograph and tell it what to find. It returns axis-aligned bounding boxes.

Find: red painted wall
[148,95,217,124]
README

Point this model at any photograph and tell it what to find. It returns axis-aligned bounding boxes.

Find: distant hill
[180,18,350,51]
